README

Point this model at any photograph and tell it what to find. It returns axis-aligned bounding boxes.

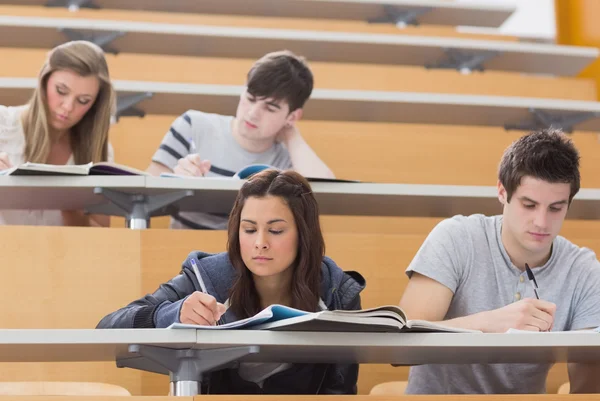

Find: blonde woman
[0,40,116,227]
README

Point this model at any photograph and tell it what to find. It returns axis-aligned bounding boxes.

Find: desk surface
[4,79,600,129]
[0,329,599,366]
[0,329,195,362]
[0,16,594,75]
[0,176,145,210]
[146,178,600,220]
[192,330,600,365]
[1,177,600,220]
[0,0,515,27]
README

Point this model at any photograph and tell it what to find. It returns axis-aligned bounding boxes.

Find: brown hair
[498,128,580,203]
[246,50,313,113]
[22,40,115,164]
[227,169,324,318]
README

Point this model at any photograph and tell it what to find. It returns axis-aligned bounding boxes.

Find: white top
[0,105,113,226]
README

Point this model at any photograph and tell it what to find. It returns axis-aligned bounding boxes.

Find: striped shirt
[152,110,292,229]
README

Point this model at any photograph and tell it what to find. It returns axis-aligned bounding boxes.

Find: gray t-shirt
[152,110,292,229]
[405,214,600,394]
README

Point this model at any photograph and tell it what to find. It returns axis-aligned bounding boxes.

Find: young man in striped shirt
[147,50,334,229]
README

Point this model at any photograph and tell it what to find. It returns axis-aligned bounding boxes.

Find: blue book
[168,304,309,330]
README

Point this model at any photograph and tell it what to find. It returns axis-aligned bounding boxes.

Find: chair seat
[0,381,131,396]
[369,381,408,395]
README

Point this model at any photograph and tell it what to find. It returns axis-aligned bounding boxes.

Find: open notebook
[0,162,148,176]
[169,304,479,333]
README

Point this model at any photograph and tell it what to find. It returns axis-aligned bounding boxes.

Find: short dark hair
[227,169,324,318]
[498,128,581,203]
[246,50,313,113]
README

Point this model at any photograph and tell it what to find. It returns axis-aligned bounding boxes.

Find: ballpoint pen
[525,263,541,300]
[190,258,224,325]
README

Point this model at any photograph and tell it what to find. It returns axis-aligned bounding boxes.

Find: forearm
[284,131,335,179]
[432,312,492,333]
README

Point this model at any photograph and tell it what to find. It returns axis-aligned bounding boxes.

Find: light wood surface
[0,396,595,401]
[188,397,599,400]
[0,49,594,100]
[0,381,131,396]
[0,5,519,41]
[0,398,177,401]
[0,0,515,28]
[0,226,144,395]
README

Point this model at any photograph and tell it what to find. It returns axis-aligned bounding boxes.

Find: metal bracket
[46,0,99,11]
[504,108,600,133]
[118,345,260,396]
[86,188,194,229]
[115,92,154,121]
[58,28,125,54]
[426,48,501,74]
[368,6,432,28]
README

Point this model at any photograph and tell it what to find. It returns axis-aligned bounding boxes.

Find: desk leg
[88,188,194,229]
[118,344,259,396]
[170,381,199,396]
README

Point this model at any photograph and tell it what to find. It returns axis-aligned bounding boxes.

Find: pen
[188,137,197,154]
[525,263,541,300]
[190,258,224,326]
[190,258,208,294]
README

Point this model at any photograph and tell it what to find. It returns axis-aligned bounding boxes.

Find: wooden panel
[0,226,143,395]
[190,397,600,400]
[0,5,518,41]
[0,49,593,100]
[0,398,185,401]
[110,116,600,188]
[0,396,597,401]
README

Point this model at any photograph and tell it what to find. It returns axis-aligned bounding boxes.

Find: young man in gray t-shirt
[147,50,334,229]
[400,129,600,394]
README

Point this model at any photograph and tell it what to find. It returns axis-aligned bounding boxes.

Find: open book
[0,162,148,176]
[169,304,479,333]
[160,163,360,182]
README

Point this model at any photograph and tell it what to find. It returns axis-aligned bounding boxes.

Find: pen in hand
[525,263,541,300]
[188,137,197,154]
[190,258,208,293]
[189,258,225,325]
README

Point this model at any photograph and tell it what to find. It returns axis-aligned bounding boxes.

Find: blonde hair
[22,40,115,164]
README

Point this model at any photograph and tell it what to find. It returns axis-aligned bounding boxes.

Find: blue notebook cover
[168,304,310,330]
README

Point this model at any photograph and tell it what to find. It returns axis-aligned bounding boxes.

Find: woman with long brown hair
[98,169,365,394]
[0,40,116,226]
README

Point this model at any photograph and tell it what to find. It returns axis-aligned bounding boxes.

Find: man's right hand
[479,298,556,332]
[0,152,11,170]
[173,154,211,177]
[180,291,226,326]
